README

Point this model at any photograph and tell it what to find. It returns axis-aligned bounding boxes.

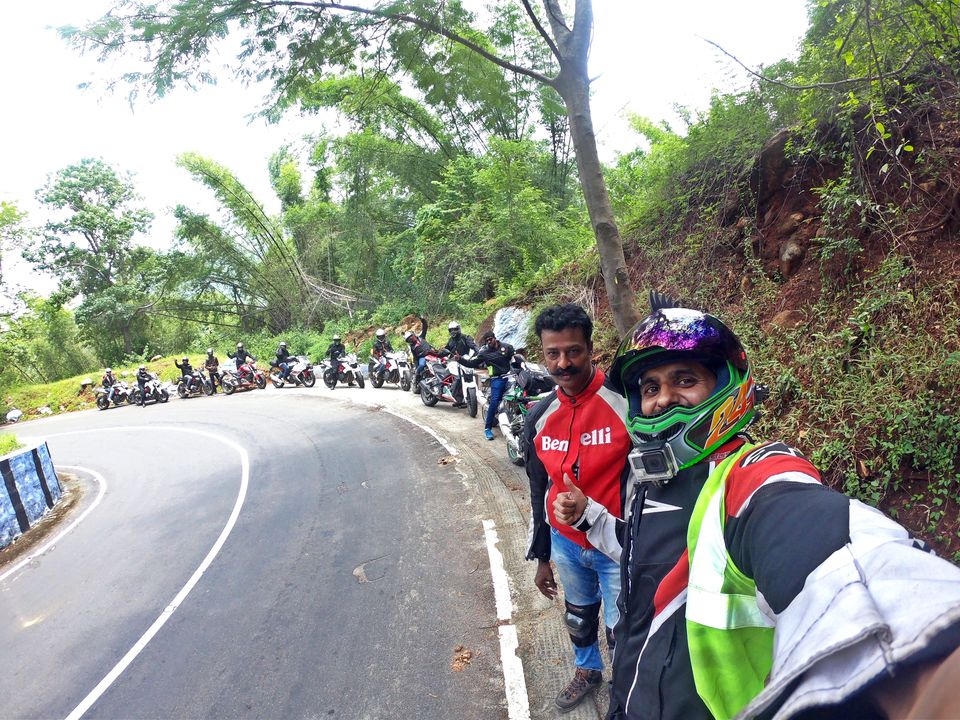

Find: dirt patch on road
[0,472,83,569]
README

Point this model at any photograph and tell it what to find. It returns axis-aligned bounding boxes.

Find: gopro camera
[628,441,679,486]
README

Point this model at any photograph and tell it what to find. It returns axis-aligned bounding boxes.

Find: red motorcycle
[221,361,267,394]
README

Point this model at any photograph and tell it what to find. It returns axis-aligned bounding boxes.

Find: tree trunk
[543,0,641,335]
[122,325,133,356]
[555,66,641,335]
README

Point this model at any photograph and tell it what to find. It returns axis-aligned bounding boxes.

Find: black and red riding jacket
[524,367,632,561]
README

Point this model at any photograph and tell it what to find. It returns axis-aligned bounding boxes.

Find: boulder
[779,240,806,278]
[79,377,94,391]
[779,212,806,236]
[768,310,805,330]
[5,408,22,423]
[150,354,163,362]
[37,406,53,416]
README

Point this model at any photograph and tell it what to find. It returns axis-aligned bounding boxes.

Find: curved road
[1,389,513,719]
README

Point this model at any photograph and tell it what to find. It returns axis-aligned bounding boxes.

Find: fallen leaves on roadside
[437,455,458,465]
[451,645,473,672]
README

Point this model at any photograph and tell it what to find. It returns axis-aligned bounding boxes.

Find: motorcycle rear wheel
[177,383,188,399]
[370,372,384,389]
[203,380,214,396]
[356,373,365,389]
[400,372,411,392]
[323,369,337,390]
[271,374,284,389]
[467,388,478,418]
[420,383,438,407]
[160,389,170,403]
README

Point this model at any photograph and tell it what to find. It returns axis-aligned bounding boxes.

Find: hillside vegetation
[2,2,957,553]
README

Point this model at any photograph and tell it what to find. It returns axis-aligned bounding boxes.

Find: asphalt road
[1,388,510,719]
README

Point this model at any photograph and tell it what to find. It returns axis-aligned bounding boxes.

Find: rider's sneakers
[484,428,495,441]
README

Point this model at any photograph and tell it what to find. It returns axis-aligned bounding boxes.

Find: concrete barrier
[0,441,62,549]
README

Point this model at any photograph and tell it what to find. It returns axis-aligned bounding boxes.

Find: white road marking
[0,465,107,584]
[19,426,249,720]
[483,519,530,720]
[377,407,459,456]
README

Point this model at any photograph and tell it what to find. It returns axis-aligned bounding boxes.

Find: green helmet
[610,307,756,470]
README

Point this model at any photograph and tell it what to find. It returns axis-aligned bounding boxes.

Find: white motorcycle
[369,351,412,391]
[131,373,171,406]
[418,351,479,417]
[321,353,365,389]
[270,355,317,388]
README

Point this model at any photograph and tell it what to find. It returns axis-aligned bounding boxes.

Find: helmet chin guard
[611,308,756,470]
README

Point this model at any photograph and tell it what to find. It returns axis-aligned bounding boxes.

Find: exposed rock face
[780,240,806,278]
[493,307,532,352]
[751,129,793,207]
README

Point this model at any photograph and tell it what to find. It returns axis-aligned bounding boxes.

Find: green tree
[0,201,28,287]
[26,159,155,360]
[175,152,359,330]
[63,0,641,333]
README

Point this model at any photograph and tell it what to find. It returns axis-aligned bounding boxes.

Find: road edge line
[483,518,531,720]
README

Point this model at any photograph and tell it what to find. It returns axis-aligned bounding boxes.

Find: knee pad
[564,601,601,648]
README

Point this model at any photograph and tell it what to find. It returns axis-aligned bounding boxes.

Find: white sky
[0,0,808,297]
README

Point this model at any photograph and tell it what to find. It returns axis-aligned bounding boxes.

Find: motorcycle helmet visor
[613,309,746,393]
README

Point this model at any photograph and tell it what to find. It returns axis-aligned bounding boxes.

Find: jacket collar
[556,366,604,407]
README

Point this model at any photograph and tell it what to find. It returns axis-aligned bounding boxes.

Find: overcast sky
[0,0,809,295]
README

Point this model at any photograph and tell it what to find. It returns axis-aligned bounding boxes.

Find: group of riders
[100,342,261,405]
[98,317,507,411]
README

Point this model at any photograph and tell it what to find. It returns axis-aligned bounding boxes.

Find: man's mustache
[550,365,582,378]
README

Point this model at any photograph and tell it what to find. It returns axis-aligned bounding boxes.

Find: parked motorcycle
[368,351,412,391]
[221,361,267,395]
[177,370,214,399]
[270,355,317,388]
[321,353,365,389]
[131,374,171,406]
[95,382,134,410]
[418,353,479,417]
[495,361,556,466]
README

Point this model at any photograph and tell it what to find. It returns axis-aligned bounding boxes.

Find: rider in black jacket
[136,365,152,406]
[229,343,256,382]
[404,317,439,390]
[458,331,516,437]
[204,349,221,392]
[371,329,393,379]
[274,341,295,381]
[326,336,346,363]
[174,356,197,392]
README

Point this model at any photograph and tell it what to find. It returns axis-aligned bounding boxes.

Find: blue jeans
[485,376,507,430]
[550,528,621,671]
[279,361,291,379]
